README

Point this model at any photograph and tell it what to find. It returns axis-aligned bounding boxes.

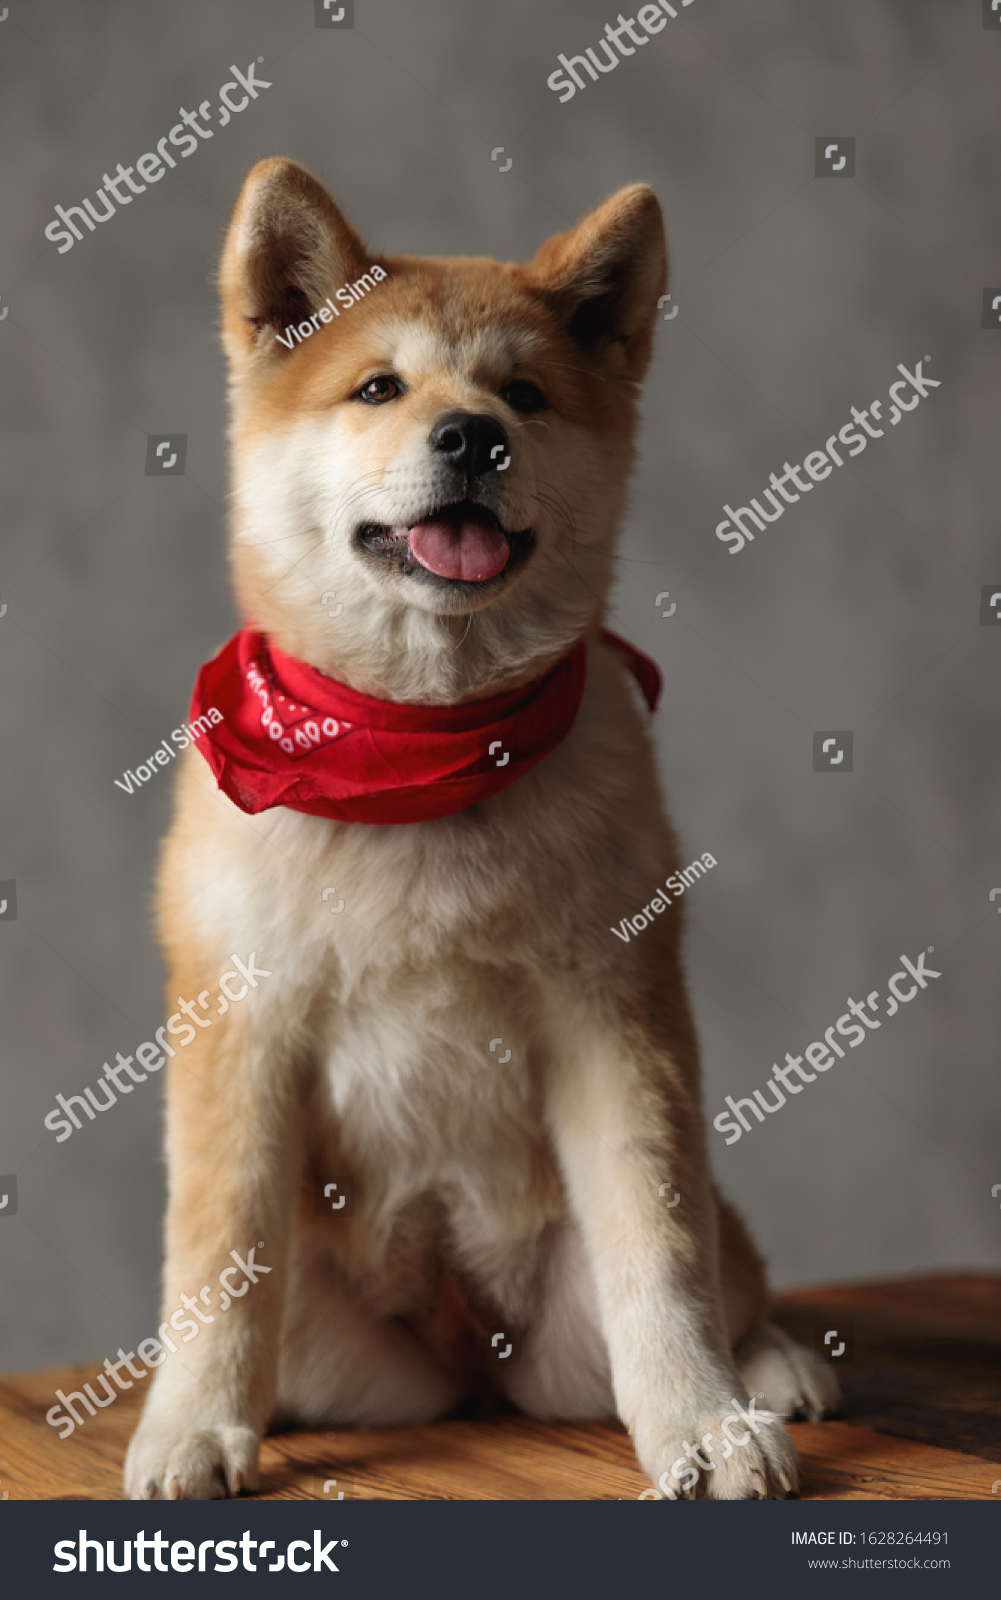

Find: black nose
[428,411,509,477]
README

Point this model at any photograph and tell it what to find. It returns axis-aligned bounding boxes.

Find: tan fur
[125,161,835,1501]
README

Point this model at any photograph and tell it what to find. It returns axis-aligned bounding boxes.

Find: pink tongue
[409,519,509,581]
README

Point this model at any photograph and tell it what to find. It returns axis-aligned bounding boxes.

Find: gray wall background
[1,0,999,1373]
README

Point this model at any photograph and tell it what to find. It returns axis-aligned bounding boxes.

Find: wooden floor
[1,1275,998,1501]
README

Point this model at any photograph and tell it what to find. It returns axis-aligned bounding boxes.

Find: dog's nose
[428,411,509,477]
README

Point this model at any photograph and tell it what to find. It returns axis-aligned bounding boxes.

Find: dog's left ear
[525,185,666,384]
[219,157,373,372]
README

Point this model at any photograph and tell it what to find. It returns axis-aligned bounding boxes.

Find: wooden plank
[776,1275,1001,1340]
[257,1417,647,1502]
[0,1364,143,1502]
[788,1421,1001,1501]
[773,1276,1001,1463]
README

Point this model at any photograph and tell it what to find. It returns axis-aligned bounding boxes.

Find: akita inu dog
[125,159,836,1500]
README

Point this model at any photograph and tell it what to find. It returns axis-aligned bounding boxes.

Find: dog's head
[219,159,665,702]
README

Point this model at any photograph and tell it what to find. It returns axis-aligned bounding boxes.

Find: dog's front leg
[545,992,798,1500]
[124,987,298,1500]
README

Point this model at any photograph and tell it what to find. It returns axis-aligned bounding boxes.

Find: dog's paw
[636,1399,799,1500]
[736,1321,840,1422]
[124,1416,260,1500]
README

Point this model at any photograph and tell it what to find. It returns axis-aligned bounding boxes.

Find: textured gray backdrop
[1,0,999,1374]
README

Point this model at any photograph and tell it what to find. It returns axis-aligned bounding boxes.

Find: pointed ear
[525,185,667,384]
[219,158,372,369]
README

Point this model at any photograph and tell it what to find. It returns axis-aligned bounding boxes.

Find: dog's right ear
[219,158,371,371]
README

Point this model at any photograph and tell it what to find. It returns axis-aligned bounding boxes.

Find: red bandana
[190,626,660,826]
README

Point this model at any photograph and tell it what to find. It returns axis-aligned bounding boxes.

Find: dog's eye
[500,379,547,414]
[356,375,403,404]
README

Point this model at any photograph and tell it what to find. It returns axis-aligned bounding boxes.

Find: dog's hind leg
[716,1190,839,1420]
[497,1206,838,1429]
[494,1219,616,1421]
[273,1235,464,1429]
[734,1321,840,1422]
[715,1187,771,1346]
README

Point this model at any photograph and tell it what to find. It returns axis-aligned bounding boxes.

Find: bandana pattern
[245,652,354,760]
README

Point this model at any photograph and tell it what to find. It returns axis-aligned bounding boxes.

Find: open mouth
[357,500,533,586]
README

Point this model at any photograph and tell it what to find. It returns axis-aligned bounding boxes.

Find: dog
[124,159,836,1501]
